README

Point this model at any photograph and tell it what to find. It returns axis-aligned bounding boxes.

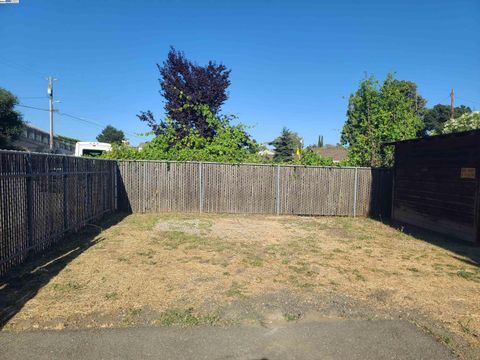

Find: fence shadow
[368,168,392,220]
[368,168,479,267]
[387,221,480,268]
[0,212,128,330]
[116,166,132,213]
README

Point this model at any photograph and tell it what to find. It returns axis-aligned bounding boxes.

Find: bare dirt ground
[1,213,479,358]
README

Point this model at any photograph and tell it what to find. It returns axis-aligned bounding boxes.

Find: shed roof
[383,129,480,146]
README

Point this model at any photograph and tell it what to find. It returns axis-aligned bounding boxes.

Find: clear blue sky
[1,0,479,146]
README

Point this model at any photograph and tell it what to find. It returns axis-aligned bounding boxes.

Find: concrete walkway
[0,320,453,359]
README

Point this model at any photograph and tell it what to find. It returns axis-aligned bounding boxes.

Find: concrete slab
[0,320,453,360]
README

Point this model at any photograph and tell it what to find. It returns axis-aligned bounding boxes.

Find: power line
[58,112,143,139]
[18,103,144,139]
[58,112,108,129]
[17,104,50,111]
[0,55,47,78]
[456,96,480,107]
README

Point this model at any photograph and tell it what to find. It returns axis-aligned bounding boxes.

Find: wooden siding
[392,132,480,243]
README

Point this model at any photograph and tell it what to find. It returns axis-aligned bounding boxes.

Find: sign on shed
[460,167,476,179]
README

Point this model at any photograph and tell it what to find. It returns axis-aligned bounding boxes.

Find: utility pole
[450,88,455,119]
[47,76,57,151]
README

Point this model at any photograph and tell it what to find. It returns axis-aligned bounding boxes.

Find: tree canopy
[96,125,125,144]
[104,104,260,163]
[340,74,423,167]
[421,104,472,136]
[443,112,480,134]
[0,88,25,150]
[269,127,302,163]
[138,47,231,139]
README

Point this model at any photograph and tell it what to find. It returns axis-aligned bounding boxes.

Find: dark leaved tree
[139,47,231,139]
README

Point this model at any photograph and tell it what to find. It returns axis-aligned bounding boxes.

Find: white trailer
[75,142,112,157]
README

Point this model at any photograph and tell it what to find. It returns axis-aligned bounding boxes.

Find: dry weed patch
[1,213,479,356]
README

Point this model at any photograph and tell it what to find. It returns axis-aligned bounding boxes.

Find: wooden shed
[388,130,480,245]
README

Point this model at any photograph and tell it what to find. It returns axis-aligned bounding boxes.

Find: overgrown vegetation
[340,74,423,167]
[443,112,480,134]
[0,88,25,150]
[4,213,479,358]
[104,103,261,163]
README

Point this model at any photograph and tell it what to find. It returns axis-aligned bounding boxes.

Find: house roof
[314,146,348,161]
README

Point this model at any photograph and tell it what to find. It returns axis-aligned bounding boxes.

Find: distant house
[258,149,274,158]
[13,124,76,155]
[314,145,347,163]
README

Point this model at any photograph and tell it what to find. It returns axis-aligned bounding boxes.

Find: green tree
[340,74,423,167]
[443,112,480,134]
[295,148,334,166]
[391,79,427,118]
[421,104,472,136]
[0,88,25,150]
[317,135,324,147]
[269,127,302,163]
[96,125,126,145]
[103,104,260,163]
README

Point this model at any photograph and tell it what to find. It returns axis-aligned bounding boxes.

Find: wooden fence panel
[117,161,392,217]
[0,151,117,277]
[202,163,277,214]
[117,161,200,213]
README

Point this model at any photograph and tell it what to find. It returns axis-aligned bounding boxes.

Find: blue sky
[1,0,479,146]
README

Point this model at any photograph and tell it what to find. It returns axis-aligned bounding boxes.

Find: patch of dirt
[2,213,479,359]
[209,217,306,244]
[155,219,211,236]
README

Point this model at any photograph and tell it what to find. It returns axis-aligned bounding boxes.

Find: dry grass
[2,213,479,355]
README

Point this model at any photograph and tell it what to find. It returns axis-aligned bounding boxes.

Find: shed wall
[392,134,480,243]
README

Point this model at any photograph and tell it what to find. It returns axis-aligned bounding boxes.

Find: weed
[137,249,155,258]
[105,292,119,300]
[453,270,479,282]
[122,307,143,325]
[458,319,478,338]
[242,255,263,267]
[158,308,220,326]
[407,267,420,273]
[283,312,302,321]
[159,231,207,250]
[52,281,83,292]
[352,269,366,281]
[226,282,246,298]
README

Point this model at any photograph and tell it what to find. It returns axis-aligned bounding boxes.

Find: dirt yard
[1,213,479,358]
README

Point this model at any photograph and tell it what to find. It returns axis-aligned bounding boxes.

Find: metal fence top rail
[117,159,390,171]
[0,149,391,170]
[0,149,116,162]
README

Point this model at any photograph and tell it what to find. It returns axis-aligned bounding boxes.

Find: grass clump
[226,281,246,298]
[453,270,479,282]
[242,254,264,267]
[159,231,207,250]
[52,281,83,292]
[283,312,302,322]
[158,308,220,326]
[105,292,119,300]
